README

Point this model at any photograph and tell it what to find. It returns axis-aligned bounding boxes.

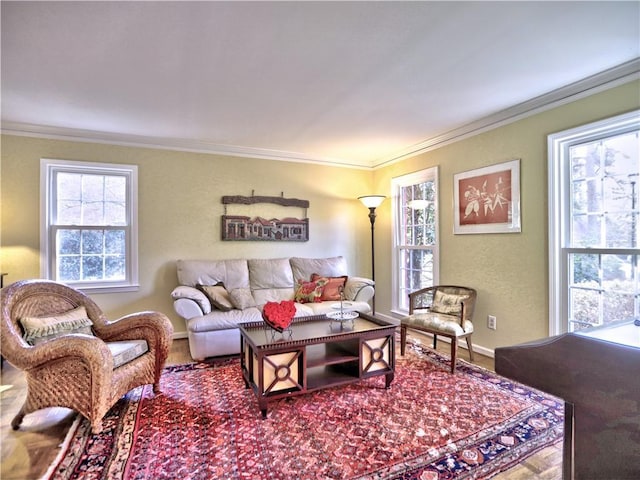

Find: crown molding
[2,59,638,171]
[372,58,640,169]
[0,123,372,170]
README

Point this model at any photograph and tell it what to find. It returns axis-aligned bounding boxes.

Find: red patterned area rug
[45,342,563,479]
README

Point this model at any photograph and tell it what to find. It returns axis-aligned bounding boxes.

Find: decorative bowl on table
[327,310,358,321]
[262,300,296,333]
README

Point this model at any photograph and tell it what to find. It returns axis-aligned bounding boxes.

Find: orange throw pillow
[311,273,348,301]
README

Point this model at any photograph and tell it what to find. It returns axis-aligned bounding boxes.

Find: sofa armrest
[344,276,375,303]
[171,286,211,318]
[174,298,207,320]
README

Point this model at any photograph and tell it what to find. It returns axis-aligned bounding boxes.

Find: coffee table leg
[385,372,394,389]
[259,398,268,418]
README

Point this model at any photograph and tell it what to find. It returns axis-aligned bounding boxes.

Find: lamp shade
[358,195,386,209]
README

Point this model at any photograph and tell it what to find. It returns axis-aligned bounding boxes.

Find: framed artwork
[221,194,310,241]
[453,159,521,234]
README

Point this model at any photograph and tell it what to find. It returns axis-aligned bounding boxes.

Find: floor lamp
[358,195,386,314]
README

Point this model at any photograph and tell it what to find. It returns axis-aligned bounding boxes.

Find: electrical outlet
[487,315,497,330]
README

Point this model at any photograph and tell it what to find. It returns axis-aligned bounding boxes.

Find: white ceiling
[2,1,639,169]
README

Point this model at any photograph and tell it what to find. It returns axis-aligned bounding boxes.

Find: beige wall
[372,80,640,351]
[0,139,374,333]
[2,80,638,353]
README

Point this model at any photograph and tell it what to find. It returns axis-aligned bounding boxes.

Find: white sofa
[171,256,375,360]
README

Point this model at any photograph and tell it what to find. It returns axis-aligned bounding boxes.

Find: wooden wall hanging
[221,192,309,242]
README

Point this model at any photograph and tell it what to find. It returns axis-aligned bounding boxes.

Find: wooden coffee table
[239,312,396,418]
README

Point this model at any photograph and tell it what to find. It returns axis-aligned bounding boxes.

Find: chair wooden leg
[11,406,26,430]
[466,336,475,361]
[433,334,437,349]
[400,325,407,356]
[450,337,458,374]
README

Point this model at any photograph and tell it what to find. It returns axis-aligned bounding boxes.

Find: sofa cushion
[186,308,263,332]
[292,303,315,316]
[228,288,257,310]
[290,257,347,283]
[197,283,234,311]
[177,259,250,290]
[311,273,348,301]
[249,258,295,306]
[294,278,327,303]
[19,306,94,345]
[248,258,293,289]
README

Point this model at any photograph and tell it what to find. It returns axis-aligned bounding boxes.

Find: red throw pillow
[294,278,327,303]
[311,273,348,301]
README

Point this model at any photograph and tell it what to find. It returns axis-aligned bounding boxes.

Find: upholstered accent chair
[400,285,477,373]
[1,279,173,433]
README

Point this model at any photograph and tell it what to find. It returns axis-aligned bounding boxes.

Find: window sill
[390,309,409,319]
[73,284,140,295]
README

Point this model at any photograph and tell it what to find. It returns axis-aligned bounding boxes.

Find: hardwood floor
[1,335,562,479]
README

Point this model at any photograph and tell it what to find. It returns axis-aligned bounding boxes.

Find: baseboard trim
[172,331,188,340]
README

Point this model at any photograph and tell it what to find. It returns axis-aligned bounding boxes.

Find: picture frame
[453,159,521,234]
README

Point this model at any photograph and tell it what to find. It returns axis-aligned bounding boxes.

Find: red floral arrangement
[262,300,296,332]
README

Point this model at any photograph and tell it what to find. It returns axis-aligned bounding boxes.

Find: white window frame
[391,167,439,314]
[40,159,139,293]
[548,110,640,335]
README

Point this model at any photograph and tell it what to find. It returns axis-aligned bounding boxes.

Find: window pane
[56,173,83,224]
[399,248,434,310]
[570,253,600,284]
[58,229,80,255]
[55,228,127,282]
[58,255,81,281]
[572,214,602,247]
[83,255,103,280]
[603,291,634,324]
[571,179,601,215]
[605,213,636,248]
[106,256,126,279]
[104,176,127,224]
[105,230,125,254]
[569,285,600,330]
[570,133,640,249]
[55,172,127,226]
[400,182,436,247]
[82,230,104,254]
[568,252,638,331]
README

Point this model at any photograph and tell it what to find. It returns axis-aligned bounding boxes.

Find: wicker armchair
[1,279,173,433]
[400,285,477,373]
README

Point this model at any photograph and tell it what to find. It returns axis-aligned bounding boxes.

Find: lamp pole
[358,195,386,314]
[367,207,377,284]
